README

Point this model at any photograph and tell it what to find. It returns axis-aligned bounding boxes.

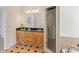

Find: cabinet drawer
[23,36,35,44]
[24,32,34,36]
[34,32,44,36]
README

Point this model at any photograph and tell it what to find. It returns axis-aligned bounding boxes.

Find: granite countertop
[16,28,44,32]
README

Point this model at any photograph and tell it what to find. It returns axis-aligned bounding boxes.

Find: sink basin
[27,28,31,31]
[35,30,42,31]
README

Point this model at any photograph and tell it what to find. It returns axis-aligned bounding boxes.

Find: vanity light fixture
[25,8,39,13]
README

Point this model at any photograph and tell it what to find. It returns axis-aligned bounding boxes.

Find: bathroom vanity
[16,28,44,47]
[16,7,44,48]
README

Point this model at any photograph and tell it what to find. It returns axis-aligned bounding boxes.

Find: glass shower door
[46,7,56,52]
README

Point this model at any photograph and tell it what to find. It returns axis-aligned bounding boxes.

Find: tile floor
[5,43,44,53]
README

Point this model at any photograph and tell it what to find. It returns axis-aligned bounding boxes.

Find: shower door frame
[45,6,60,53]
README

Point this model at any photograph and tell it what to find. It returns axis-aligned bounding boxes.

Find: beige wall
[4,7,22,49]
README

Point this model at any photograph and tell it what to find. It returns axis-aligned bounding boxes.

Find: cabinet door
[23,36,35,45]
[35,32,44,47]
[16,31,24,43]
[36,36,44,47]
[23,32,35,45]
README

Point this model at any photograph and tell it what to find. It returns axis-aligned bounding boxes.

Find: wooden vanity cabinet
[16,31,24,43]
[34,32,44,47]
[16,31,44,47]
[23,32,35,45]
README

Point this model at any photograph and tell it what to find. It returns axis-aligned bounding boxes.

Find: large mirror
[21,7,44,28]
[25,14,43,28]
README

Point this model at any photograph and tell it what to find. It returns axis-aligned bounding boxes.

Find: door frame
[44,6,60,53]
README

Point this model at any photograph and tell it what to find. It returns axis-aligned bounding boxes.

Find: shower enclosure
[46,6,56,52]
